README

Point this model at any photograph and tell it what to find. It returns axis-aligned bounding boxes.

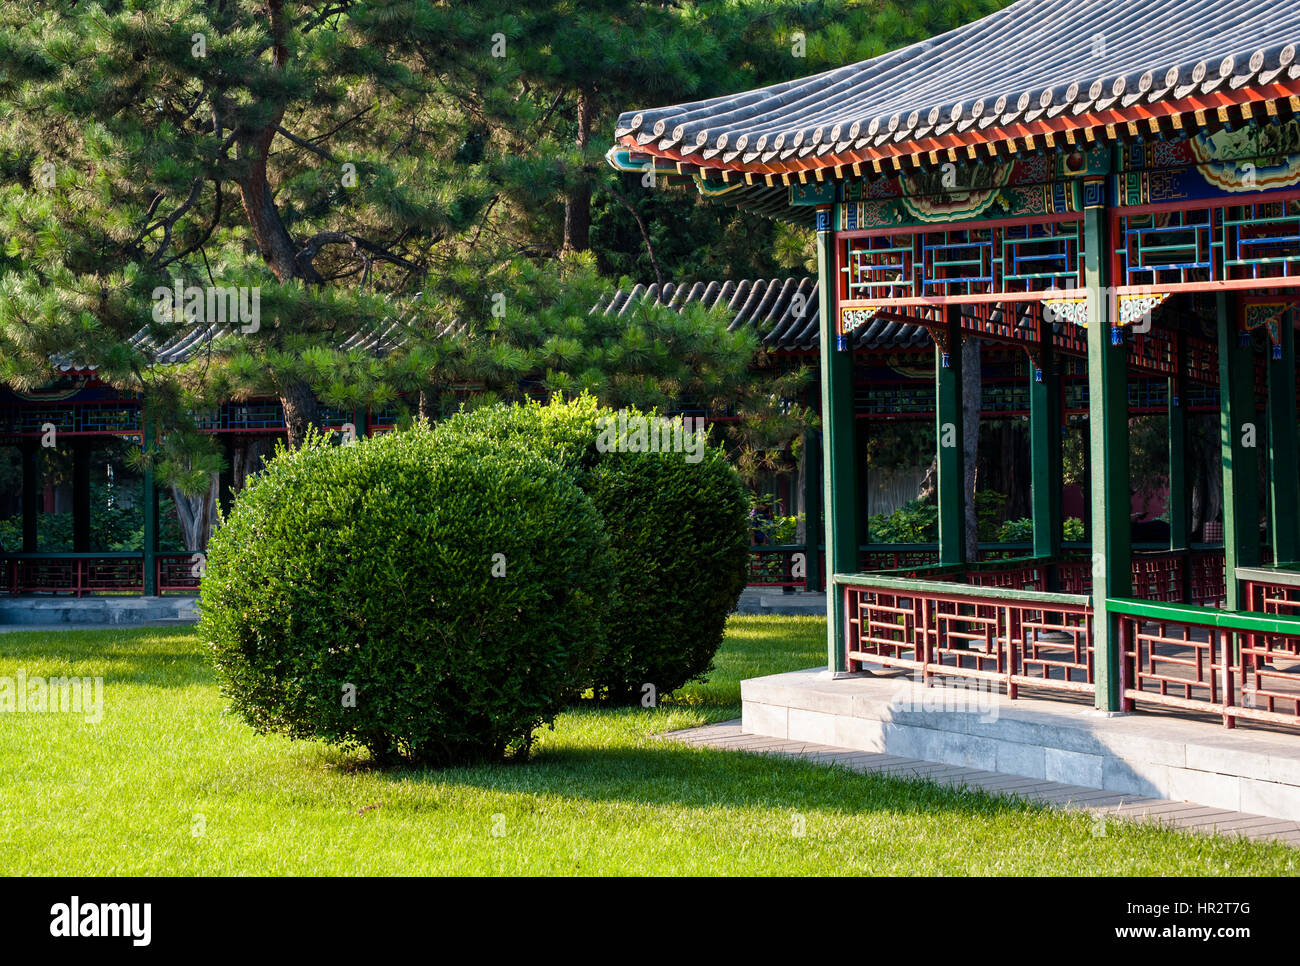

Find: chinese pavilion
[610,0,1300,728]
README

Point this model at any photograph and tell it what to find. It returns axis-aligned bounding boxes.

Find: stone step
[663,718,1300,845]
[741,666,1300,823]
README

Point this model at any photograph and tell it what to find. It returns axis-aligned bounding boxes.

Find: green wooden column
[1084,200,1130,712]
[1267,317,1300,565]
[1080,421,1092,540]
[936,305,967,567]
[1029,345,1063,570]
[142,405,158,596]
[855,413,871,548]
[1168,331,1190,552]
[816,206,860,671]
[21,440,39,552]
[1219,293,1261,610]
[1169,330,1191,601]
[802,426,823,592]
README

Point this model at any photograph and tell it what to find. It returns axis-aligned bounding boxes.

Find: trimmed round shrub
[198,426,613,766]
[433,396,750,703]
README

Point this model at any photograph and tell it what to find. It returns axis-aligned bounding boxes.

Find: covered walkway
[612,0,1300,732]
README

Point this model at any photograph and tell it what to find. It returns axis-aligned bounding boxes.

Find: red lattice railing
[1189,549,1227,606]
[747,546,805,588]
[859,548,941,572]
[1115,599,1300,728]
[3,553,201,596]
[1130,551,1185,602]
[1243,576,1300,620]
[841,577,1095,700]
[158,553,203,593]
[1052,549,1226,606]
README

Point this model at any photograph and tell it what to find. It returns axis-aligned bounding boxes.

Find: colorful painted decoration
[840,306,880,334]
[1043,297,1088,327]
[1241,300,1292,347]
[1117,293,1170,327]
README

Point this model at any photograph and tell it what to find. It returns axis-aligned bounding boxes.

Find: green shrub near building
[199,427,614,766]
[200,396,750,766]
[433,396,750,705]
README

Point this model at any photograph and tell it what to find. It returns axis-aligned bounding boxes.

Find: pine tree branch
[157,180,224,270]
[273,124,338,163]
[532,92,565,138]
[297,231,422,275]
[597,179,663,290]
[147,178,205,268]
[127,192,169,254]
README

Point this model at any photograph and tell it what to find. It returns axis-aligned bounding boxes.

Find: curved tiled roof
[49,278,1062,373]
[614,0,1300,180]
[49,316,456,373]
[57,279,908,372]
[594,277,932,351]
[126,316,424,365]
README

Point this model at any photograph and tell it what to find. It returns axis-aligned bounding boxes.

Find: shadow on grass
[0,627,215,688]
[318,724,1051,825]
[323,737,1291,862]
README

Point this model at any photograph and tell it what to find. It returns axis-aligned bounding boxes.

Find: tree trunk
[916,455,938,503]
[279,377,321,448]
[233,2,324,448]
[171,474,219,552]
[418,388,437,423]
[962,337,981,560]
[562,89,593,254]
[232,437,271,493]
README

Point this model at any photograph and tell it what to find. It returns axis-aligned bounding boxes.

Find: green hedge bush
[198,427,613,766]
[868,499,937,543]
[433,396,750,703]
[997,516,1087,544]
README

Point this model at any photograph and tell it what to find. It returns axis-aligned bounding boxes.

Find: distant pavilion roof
[610,0,1300,219]
[52,278,922,374]
[594,277,930,352]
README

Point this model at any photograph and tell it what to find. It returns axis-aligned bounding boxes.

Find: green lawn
[1,616,1295,875]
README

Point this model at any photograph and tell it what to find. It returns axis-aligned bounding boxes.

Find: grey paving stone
[1201,819,1300,837]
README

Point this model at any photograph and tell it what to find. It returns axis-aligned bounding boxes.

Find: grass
[0,615,1296,875]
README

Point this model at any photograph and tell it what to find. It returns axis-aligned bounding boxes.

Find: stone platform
[742,665,1300,823]
[0,595,197,627]
[734,588,826,616]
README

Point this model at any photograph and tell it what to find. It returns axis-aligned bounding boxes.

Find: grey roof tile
[617,0,1300,159]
